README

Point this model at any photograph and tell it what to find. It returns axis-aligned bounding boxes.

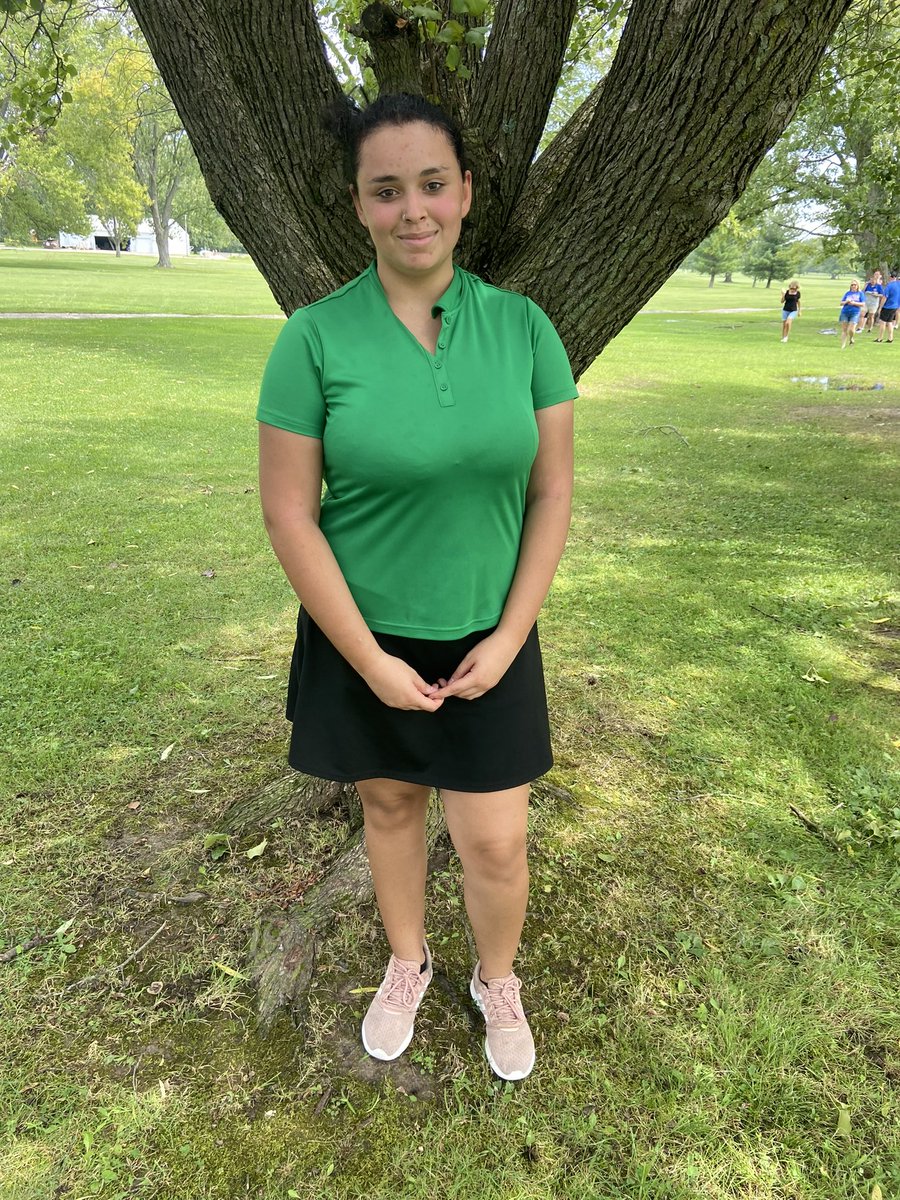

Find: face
[351,121,472,283]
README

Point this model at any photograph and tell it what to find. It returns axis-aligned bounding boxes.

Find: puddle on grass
[791,376,885,391]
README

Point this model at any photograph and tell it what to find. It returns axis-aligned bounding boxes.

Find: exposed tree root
[248,794,446,1033]
[221,773,349,832]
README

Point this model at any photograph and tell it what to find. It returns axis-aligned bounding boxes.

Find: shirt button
[440,383,448,391]
[435,361,443,369]
[444,315,452,323]
[438,342,446,349]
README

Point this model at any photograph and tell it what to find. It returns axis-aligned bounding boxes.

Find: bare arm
[258,423,443,711]
[433,400,574,700]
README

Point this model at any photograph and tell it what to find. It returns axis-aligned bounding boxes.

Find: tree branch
[466,0,579,271]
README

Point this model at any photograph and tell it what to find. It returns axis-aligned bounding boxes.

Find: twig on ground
[65,922,168,992]
[750,604,784,623]
[636,424,691,446]
[789,804,841,849]
[0,931,54,965]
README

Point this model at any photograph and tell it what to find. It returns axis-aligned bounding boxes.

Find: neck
[375,257,454,312]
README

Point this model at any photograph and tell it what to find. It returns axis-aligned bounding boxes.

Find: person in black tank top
[780,280,801,342]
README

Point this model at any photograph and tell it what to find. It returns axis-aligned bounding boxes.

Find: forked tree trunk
[129,0,851,376]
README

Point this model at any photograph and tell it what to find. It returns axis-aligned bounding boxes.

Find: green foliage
[0,131,88,240]
[827,766,900,854]
[743,220,797,287]
[684,215,747,284]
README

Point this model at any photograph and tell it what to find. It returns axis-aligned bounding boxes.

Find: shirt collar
[366,260,465,318]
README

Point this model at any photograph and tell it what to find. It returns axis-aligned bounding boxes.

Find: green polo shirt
[257,261,577,639]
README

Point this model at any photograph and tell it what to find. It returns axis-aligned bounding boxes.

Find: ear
[461,169,473,221]
[350,185,367,228]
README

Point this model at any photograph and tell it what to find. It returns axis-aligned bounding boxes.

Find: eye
[424,181,444,192]
[376,188,398,200]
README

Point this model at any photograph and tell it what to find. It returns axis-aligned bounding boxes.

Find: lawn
[1,249,898,1200]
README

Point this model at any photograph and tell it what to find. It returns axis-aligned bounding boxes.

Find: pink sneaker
[470,962,536,1080]
[361,942,432,1061]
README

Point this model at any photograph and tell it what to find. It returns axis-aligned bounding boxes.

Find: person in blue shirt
[838,280,866,348]
[862,271,885,333]
[874,270,900,343]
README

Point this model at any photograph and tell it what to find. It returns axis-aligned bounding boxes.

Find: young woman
[874,270,900,343]
[862,271,885,333]
[838,280,866,348]
[256,94,577,1082]
[779,280,801,342]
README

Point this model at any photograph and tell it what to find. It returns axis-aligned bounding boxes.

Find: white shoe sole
[469,977,535,1081]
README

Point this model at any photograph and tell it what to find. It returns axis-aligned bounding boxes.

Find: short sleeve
[525,298,579,411]
[256,309,325,438]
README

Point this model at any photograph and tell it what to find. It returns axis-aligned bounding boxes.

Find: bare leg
[441,785,530,979]
[875,320,885,342]
[841,320,850,348]
[781,319,790,340]
[356,778,431,962]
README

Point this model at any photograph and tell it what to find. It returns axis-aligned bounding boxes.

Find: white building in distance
[59,215,190,256]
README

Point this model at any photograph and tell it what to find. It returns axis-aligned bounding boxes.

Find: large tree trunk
[128,0,851,376]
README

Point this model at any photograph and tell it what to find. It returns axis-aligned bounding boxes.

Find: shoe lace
[485,975,524,1028]
[381,959,423,1011]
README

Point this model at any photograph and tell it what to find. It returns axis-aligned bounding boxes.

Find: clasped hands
[361,630,520,711]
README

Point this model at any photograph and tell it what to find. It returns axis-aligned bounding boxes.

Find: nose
[402,193,427,223]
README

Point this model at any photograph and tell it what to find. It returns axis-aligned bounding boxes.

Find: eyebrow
[367,166,449,184]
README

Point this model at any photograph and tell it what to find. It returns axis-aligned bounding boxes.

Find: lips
[399,231,437,242]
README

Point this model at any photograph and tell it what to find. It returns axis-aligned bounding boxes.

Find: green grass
[1,251,899,1199]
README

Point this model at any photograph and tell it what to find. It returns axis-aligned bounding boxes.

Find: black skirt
[285,609,552,792]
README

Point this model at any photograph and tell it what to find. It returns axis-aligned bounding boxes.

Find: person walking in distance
[838,279,866,348]
[874,270,900,343]
[862,270,885,333]
[256,93,577,1082]
[779,280,801,342]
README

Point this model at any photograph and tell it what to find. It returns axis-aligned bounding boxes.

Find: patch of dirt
[846,1026,900,1085]
[789,404,900,435]
[331,1032,441,1101]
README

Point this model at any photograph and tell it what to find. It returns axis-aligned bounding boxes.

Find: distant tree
[773,4,900,271]
[743,220,796,288]
[53,62,147,252]
[685,215,745,287]
[0,130,87,240]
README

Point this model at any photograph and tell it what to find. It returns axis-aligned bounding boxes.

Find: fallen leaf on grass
[801,667,829,684]
[245,838,268,860]
[348,987,379,994]
[127,801,141,811]
[200,569,216,578]
[159,743,175,762]
[835,1103,851,1139]
[146,981,164,995]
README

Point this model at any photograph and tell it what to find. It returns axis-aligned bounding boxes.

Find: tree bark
[128,0,851,374]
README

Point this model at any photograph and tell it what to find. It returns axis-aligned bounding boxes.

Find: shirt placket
[432,311,455,408]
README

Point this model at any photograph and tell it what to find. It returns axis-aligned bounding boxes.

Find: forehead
[358,121,457,178]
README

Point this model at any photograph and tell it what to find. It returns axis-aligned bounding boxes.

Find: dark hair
[323,92,468,189]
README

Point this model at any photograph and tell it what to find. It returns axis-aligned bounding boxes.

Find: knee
[359,782,427,829]
[462,835,528,884]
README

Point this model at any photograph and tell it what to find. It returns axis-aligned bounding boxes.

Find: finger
[447,655,476,684]
[432,676,476,699]
[413,672,440,696]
